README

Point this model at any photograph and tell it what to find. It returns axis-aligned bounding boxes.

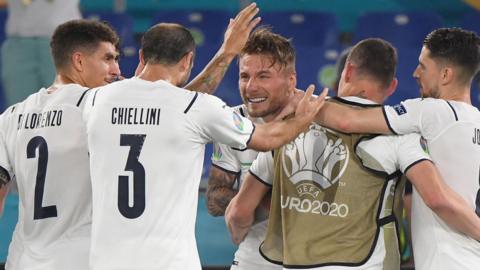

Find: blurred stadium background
[1,0,480,269]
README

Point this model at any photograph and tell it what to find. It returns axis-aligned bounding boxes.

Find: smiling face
[238,54,294,122]
[413,46,443,98]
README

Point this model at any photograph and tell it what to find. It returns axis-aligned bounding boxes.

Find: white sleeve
[382,98,456,140]
[191,94,254,150]
[249,151,274,186]
[356,133,431,175]
[211,142,241,174]
[0,109,14,181]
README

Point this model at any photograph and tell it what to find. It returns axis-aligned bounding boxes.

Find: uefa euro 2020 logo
[281,124,349,190]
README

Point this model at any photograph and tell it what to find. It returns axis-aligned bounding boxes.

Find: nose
[412,65,420,79]
[111,61,121,77]
[245,77,258,93]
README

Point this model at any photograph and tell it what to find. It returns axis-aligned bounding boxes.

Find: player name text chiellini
[111,107,161,125]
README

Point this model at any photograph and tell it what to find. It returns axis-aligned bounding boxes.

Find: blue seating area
[295,45,343,91]
[151,10,233,47]
[353,11,443,47]
[386,46,421,105]
[260,11,339,47]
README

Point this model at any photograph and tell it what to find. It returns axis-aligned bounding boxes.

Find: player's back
[0,85,92,270]
[84,78,253,270]
[411,99,480,270]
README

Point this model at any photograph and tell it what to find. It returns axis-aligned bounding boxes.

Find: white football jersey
[212,105,262,186]
[211,104,279,270]
[384,98,480,270]
[250,97,430,270]
[83,77,255,270]
[0,85,92,270]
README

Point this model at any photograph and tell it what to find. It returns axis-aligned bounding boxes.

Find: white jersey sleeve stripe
[249,169,272,187]
[381,106,398,135]
[211,163,241,175]
[403,158,432,175]
[231,123,256,151]
[183,92,198,114]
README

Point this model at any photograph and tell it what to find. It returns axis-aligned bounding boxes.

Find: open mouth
[248,97,267,103]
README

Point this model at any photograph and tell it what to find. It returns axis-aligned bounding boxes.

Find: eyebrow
[257,70,272,76]
[105,52,120,60]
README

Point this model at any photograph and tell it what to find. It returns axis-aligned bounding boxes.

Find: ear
[138,49,145,66]
[344,62,354,83]
[71,51,84,72]
[385,77,398,97]
[135,49,145,76]
[287,71,297,94]
[441,66,454,85]
[181,51,194,71]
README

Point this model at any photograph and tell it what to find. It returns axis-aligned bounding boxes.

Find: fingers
[248,16,262,31]
[233,2,259,28]
[238,3,258,21]
[314,88,329,108]
[318,88,329,100]
[301,84,316,101]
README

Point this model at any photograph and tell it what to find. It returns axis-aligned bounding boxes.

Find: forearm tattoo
[0,167,11,189]
[206,167,238,216]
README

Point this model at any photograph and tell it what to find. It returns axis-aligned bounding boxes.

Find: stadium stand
[260,11,339,47]
[354,11,443,47]
[151,9,233,47]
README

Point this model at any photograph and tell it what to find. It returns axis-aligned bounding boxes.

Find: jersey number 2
[118,134,146,219]
[27,136,58,220]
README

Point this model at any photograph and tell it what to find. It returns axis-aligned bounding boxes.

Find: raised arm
[185,3,261,93]
[225,171,270,245]
[315,101,390,134]
[206,166,238,216]
[406,160,480,240]
[248,86,328,151]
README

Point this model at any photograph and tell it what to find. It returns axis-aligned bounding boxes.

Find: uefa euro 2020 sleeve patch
[213,144,223,161]
[232,111,244,131]
[393,104,407,115]
[420,136,429,154]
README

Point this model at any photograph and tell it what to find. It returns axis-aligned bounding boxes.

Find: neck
[341,81,384,104]
[262,113,276,123]
[48,73,82,93]
[138,63,178,86]
[439,85,471,104]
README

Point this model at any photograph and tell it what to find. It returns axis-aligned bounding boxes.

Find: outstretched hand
[294,85,328,125]
[221,3,261,57]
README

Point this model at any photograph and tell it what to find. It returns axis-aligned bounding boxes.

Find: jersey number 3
[118,134,146,219]
[27,136,58,220]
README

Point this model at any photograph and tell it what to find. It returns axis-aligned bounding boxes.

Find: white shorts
[231,220,281,270]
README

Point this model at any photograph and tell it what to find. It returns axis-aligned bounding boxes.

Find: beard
[421,87,440,99]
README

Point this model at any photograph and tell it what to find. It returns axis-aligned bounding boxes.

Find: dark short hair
[50,19,119,70]
[424,27,480,84]
[141,23,196,65]
[240,27,295,72]
[333,47,351,92]
[347,38,397,88]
